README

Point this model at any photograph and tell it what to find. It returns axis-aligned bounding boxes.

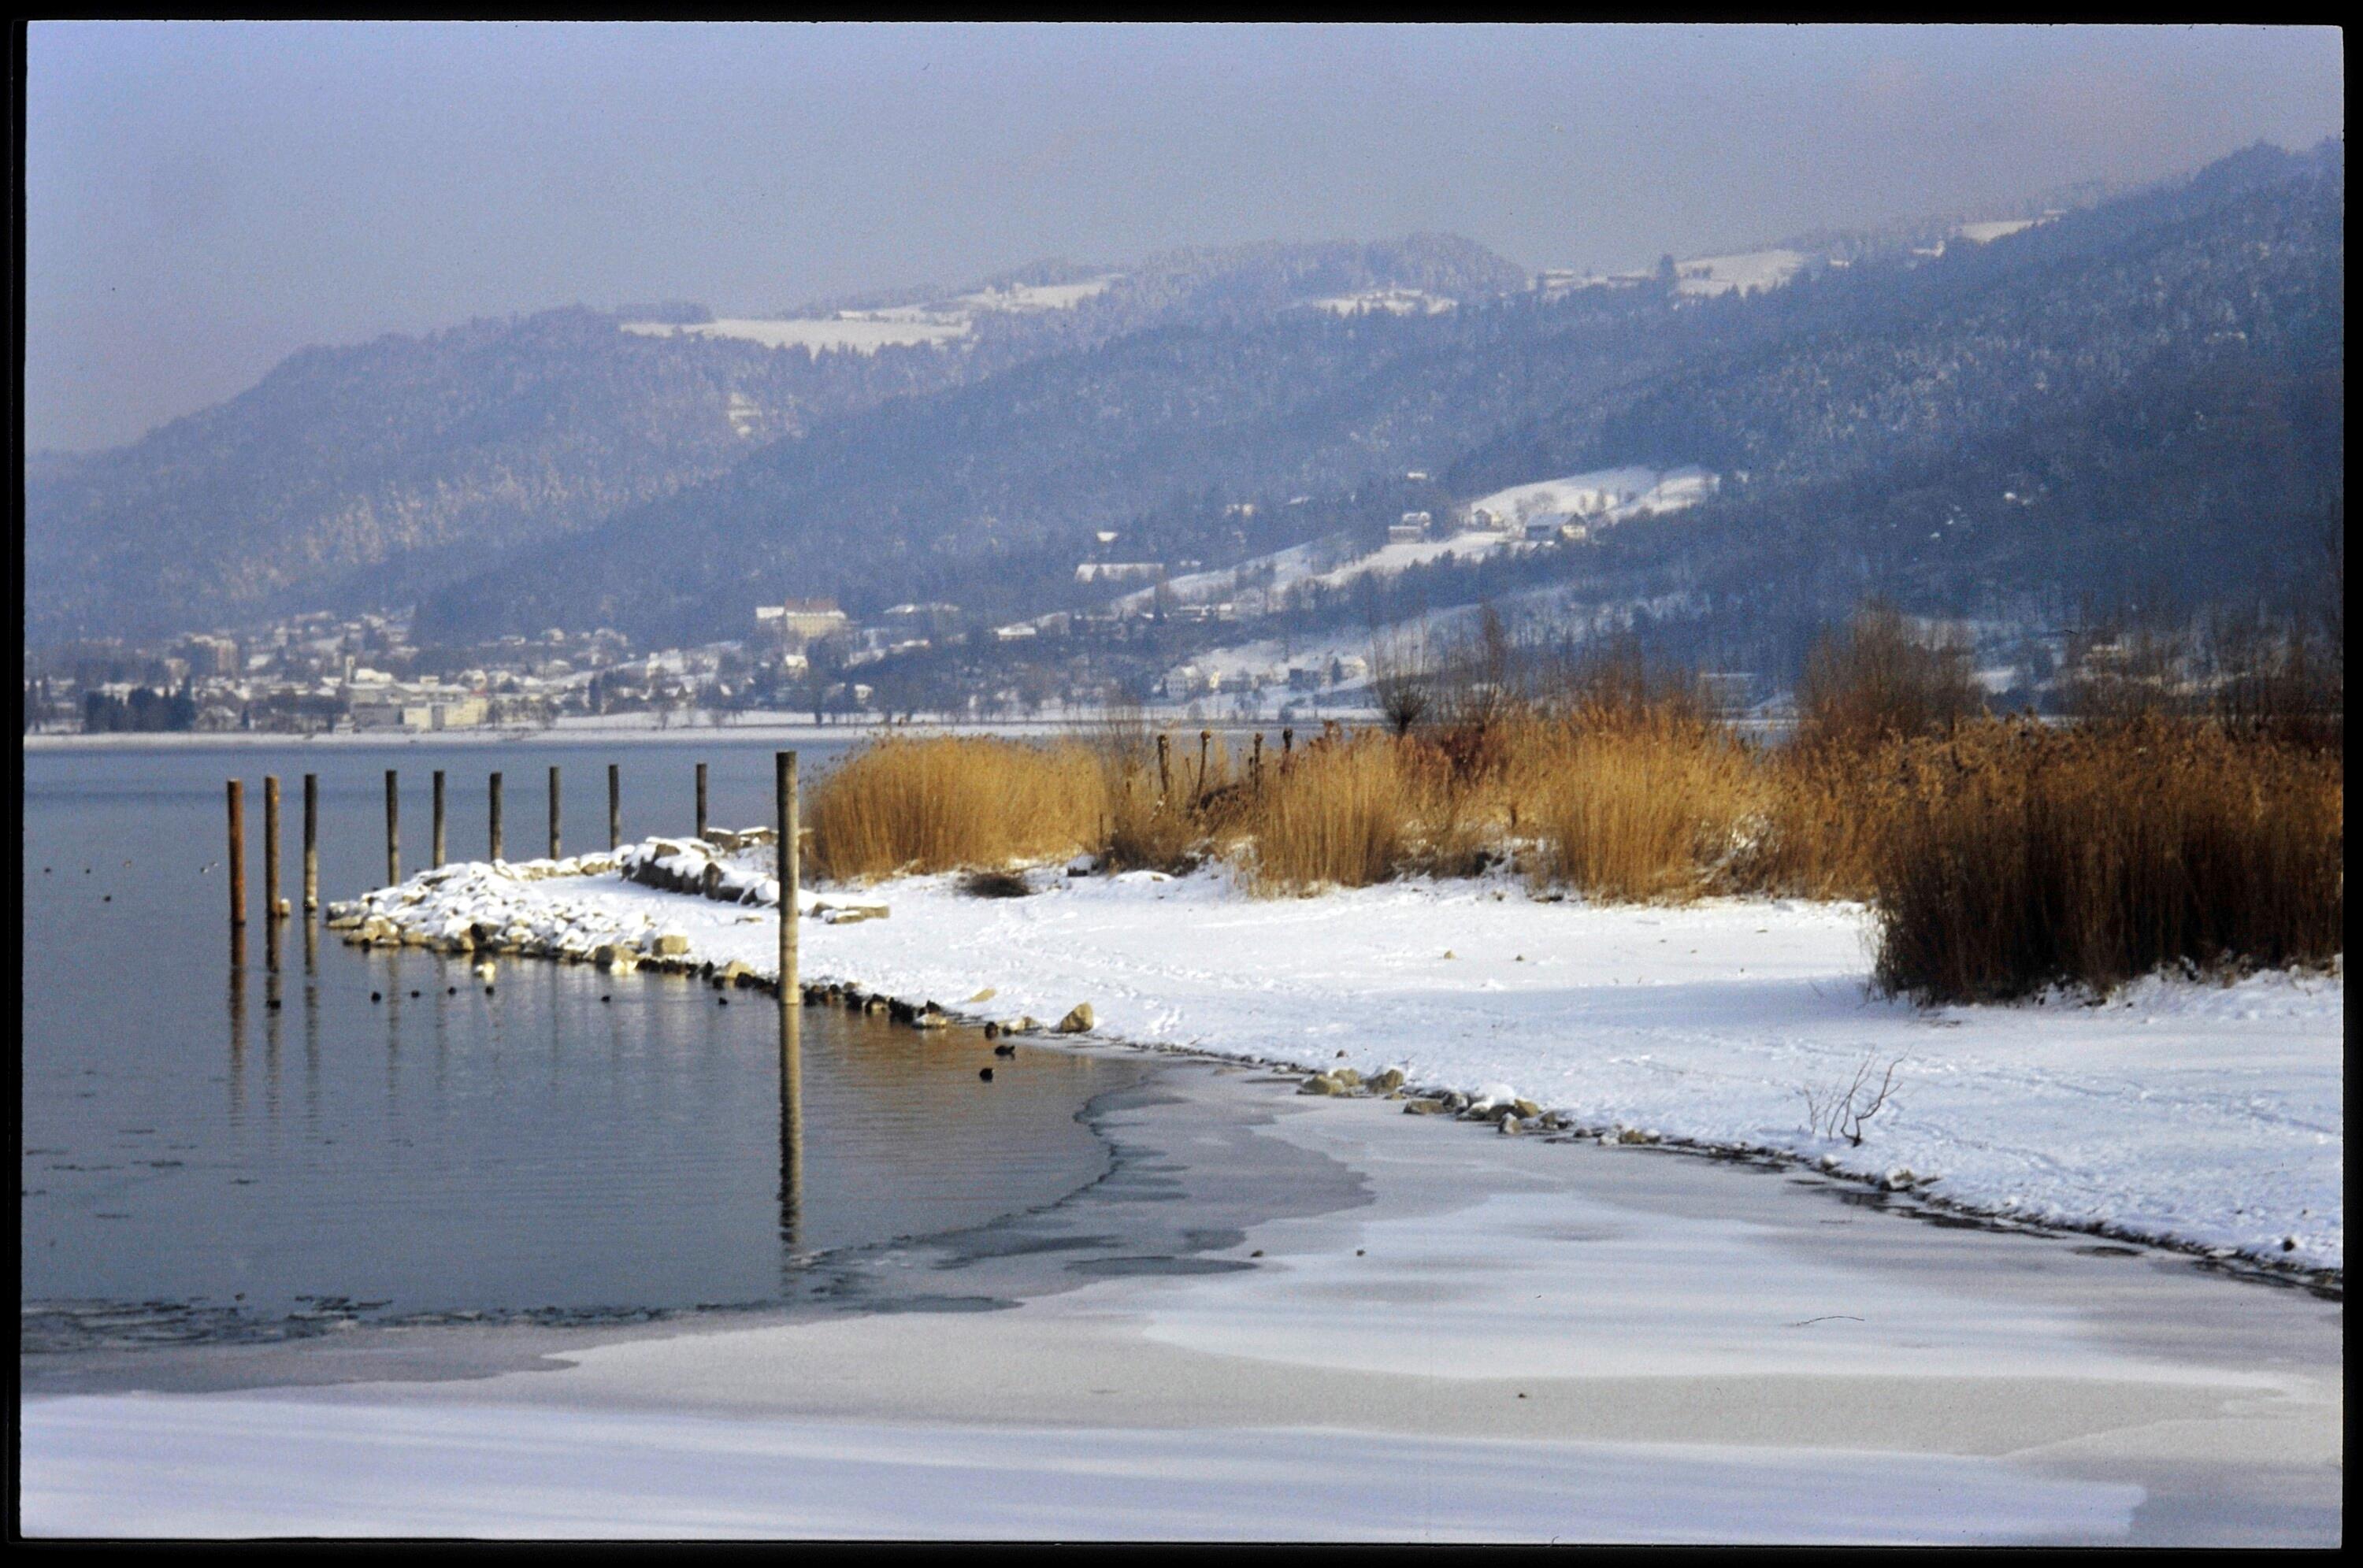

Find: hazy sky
[23,22,2343,453]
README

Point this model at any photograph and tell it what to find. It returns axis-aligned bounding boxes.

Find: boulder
[1371,1068,1407,1093]
[1512,1099,1541,1120]
[1298,1074,1348,1096]
[1055,1003,1095,1034]
[651,932,692,958]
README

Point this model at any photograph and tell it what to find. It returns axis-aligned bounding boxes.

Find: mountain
[24,144,2343,663]
[24,235,1532,643]
[415,141,2343,651]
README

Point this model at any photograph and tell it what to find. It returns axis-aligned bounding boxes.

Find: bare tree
[1369,624,1433,736]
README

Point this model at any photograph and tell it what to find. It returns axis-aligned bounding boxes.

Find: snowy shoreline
[331,837,2345,1277]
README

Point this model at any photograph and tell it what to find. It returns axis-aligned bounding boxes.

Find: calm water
[22,739,1141,1348]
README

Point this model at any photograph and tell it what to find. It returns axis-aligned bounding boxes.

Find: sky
[21,22,2344,454]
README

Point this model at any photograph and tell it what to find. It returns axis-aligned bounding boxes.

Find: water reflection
[780,995,804,1261]
[26,742,1135,1337]
[228,924,247,1125]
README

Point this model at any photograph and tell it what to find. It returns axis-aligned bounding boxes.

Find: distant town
[21,592,1410,737]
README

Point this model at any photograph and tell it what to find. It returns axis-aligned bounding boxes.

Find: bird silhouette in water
[993,1042,1016,1057]
[977,1067,995,1081]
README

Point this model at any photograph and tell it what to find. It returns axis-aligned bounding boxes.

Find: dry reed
[1515,706,1765,903]
[799,617,2340,1003]
[806,736,1107,881]
[1871,717,2343,1001]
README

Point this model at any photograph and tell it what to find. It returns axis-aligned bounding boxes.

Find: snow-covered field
[1957,217,2045,244]
[341,847,2343,1272]
[1309,286,1459,317]
[621,315,972,354]
[1463,465,1718,528]
[1675,249,1809,297]
[956,275,1120,313]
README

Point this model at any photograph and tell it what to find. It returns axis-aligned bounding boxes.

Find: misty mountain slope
[413,284,1703,643]
[23,235,1536,643]
[417,143,2342,647]
[21,308,984,641]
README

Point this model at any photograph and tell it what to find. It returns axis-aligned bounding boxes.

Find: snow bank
[343,847,2344,1271]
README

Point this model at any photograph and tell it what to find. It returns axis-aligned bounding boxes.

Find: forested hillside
[24,142,2341,658]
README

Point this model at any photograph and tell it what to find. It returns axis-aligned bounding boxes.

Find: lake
[21,737,1144,1350]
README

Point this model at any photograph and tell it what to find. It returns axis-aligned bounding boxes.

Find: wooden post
[384,769,399,887]
[1196,728,1211,805]
[696,762,709,842]
[777,751,798,998]
[302,773,319,911]
[1252,732,1264,793]
[226,780,247,928]
[262,775,282,919]
[1156,732,1171,803]
[432,770,447,868]
[548,765,562,859]
[1282,727,1295,765]
[488,772,504,862]
[608,763,621,851]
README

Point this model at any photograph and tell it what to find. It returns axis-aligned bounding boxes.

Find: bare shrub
[1797,599,1984,754]
[1369,625,1435,737]
[1801,1055,1905,1145]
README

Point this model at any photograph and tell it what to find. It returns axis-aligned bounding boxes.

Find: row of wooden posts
[1155,725,1296,807]
[225,754,799,992]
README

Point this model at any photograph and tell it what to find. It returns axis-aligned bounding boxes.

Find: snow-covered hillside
[1309,287,1459,317]
[1674,250,1810,298]
[1463,465,1719,529]
[619,275,1123,358]
[621,315,973,354]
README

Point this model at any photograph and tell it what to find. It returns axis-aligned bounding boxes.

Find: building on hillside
[180,636,242,678]
[881,602,963,638]
[405,696,491,731]
[1389,511,1432,543]
[755,598,850,649]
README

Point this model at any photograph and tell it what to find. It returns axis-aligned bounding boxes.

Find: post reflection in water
[302,918,323,1133]
[228,922,247,1123]
[264,910,284,1126]
[779,992,804,1263]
